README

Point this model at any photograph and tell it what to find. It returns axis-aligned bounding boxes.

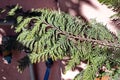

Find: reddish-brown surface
[33,61,61,80]
[0,0,57,10]
[0,51,30,80]
[0,24,30,80]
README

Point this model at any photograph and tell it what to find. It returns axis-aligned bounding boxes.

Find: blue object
[44,58,53,80]
[4,54,12,63]
[44,68,50,80]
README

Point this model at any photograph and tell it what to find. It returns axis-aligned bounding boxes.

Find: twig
[44,20,120,48]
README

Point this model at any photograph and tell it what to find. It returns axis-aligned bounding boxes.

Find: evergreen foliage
[98,0,120,18]
[1,4,120,80]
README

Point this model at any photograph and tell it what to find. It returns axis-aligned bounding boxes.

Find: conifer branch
[1,5,120,80]
[44,21,120,48]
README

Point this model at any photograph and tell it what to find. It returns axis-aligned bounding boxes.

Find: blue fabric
[44,68,50,80]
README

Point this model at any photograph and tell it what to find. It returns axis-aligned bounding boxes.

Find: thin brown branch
[44,21,120,48]
[68,35,120,48]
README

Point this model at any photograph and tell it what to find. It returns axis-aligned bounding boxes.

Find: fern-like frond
[3,5,120,80]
